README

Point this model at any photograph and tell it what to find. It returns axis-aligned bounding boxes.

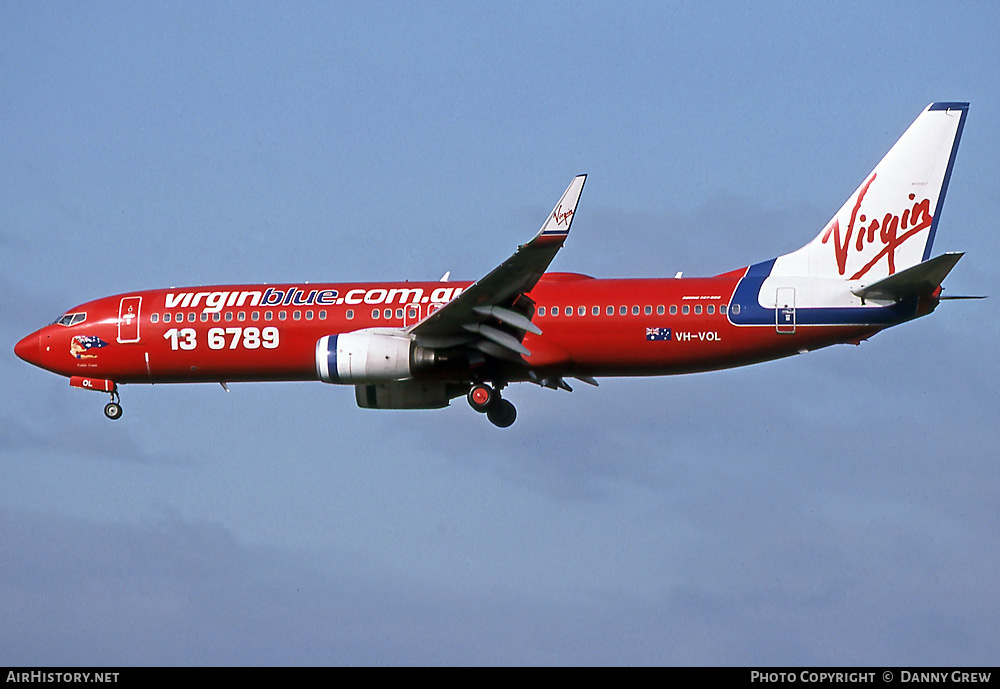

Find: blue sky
[2,1,998,665]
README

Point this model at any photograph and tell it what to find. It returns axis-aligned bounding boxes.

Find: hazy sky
[2,2,998,665]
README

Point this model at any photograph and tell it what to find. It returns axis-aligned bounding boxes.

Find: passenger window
[552,307,559,316]
[707,305,715,315]
[592,306,599,316]
[212,312,221,322]
[695,305,702,315]
[151,313,159,323]
[565,307,572,317]
[237,312,246,322]
[606,306,614,316]
[188,313,196,322]
[682,305,690,315]
[279,311,287,321]
[732,304,741,314]
[225,312,234,322]
[720,304,728,315]
[632,306,639,315]
[578,306,586,316]
[319,310,327,319]
[657,305,664,315]
[670,305,677,315]
[346,310,353,320]
[644,306,652,315]
[395,309,403,319]
[264,311,273,321]
[372,309,380,319]
[251,311,260,321]
[293,311,302,320]
[538,307,546,316]
[163,313,171,323]
[382,308,390,319]
[306,310,314,320]
[200,313,209,322]
[619,306,627,315]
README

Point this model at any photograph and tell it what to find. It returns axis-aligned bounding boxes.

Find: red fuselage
[15,270,888,387]
[13,104,965,425]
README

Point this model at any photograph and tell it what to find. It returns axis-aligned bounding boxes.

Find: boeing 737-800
[15,102,970,427]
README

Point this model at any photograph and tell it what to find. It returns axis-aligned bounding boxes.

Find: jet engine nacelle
[316,329,437,384]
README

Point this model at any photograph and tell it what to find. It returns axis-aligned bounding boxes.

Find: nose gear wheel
[103,389,122,420]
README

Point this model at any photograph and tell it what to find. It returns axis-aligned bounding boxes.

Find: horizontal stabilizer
[852,252,963,302]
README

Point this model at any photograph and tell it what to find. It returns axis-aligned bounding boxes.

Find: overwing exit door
[404,304,422,327]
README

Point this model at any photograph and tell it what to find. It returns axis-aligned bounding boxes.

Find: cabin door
[775,288,796,334]
[117,296,142,343]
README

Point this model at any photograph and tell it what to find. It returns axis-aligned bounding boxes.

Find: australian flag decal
[645,327,671,341]
[70,335,109,359]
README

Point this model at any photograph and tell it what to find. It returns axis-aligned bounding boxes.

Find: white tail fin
[772,102,968,282]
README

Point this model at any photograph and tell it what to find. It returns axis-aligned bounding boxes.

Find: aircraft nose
[14,332,40,366]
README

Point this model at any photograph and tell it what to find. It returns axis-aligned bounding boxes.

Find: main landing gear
[103,390,123,420]
[467,383,516,428]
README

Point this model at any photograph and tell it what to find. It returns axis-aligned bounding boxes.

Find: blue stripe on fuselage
[728,259,918,327]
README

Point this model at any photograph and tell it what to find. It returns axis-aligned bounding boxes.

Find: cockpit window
[54,312,87,326]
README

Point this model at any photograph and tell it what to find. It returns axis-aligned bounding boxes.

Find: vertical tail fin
[773,102,968,282]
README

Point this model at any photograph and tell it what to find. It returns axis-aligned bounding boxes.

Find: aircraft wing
[407,175,586,359]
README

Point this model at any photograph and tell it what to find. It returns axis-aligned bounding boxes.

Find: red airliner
[16,103,971,427]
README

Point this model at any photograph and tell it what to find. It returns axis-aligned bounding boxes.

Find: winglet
[538,174,586,238]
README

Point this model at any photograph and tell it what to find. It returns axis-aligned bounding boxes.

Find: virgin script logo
[551,204,574,226]
[820,173,933,280]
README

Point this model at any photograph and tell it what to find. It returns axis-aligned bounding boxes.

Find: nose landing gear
[69,376,122,420]
[467,383,517,428]
[103,390,123,420]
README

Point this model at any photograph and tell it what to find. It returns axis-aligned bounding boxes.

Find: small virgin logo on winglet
[552,204,574,226]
